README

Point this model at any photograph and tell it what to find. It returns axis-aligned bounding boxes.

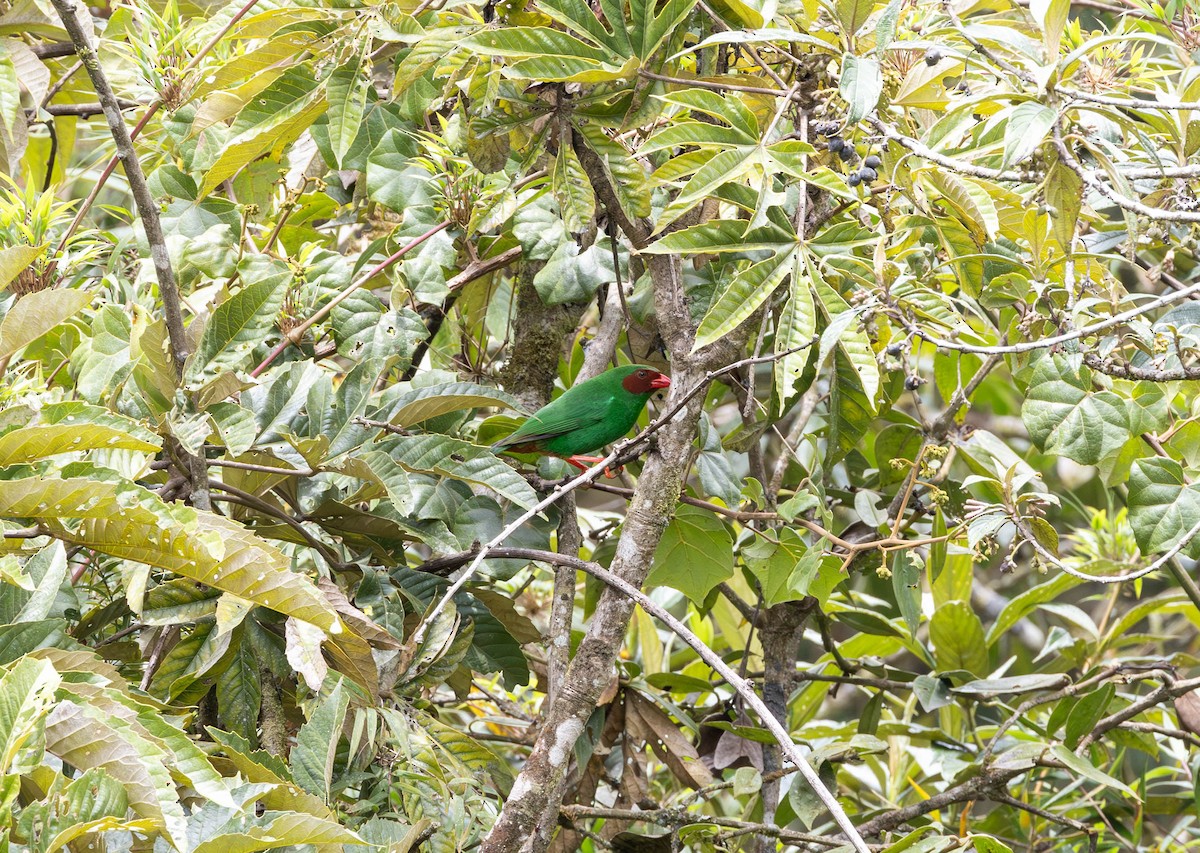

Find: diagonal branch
[48,0,187,374]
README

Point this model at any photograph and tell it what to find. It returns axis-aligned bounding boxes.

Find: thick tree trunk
[756,599,815,852]
[500,262,584,411]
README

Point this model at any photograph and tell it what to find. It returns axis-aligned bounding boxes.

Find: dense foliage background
[0,0,1198,850]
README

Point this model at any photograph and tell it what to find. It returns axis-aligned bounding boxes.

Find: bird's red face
[622,368,671,394]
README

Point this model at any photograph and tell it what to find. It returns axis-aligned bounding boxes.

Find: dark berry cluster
[814,124,884,187]
[848,154,882,187]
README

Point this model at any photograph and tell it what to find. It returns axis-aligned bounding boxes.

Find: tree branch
[250,220,452,377]
[49,0,187,374]
[898,277,1200,356]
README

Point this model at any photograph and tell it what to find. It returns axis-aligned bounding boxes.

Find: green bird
[492,364,671,471]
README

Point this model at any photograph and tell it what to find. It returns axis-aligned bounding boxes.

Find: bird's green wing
[493,392,608,449]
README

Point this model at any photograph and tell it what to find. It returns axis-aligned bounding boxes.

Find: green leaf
[657,89,760,139]
[1003,101,1056,168]
[971,837,1014,853]
[461,26,612,63]
[646,505,734,603]
[531,240,608,305]
[742,528,809,606]
[693,249,794,351]
[985,572,1079,646]
[199,69,328,196]
[835,0,874,34]
[0,473,340,632]
[380,382,525,428]
[1127,457,1200,558]
[0,44,24,172]
[1064,683,1115,749]
[951,673,1068,697]
[538,0,629,54]
[453,496,552,580]
[459,28,633,82]
[1021,355,1132,466]
[827,349,874,465]
[148,620,233,703]
[1029,0,1068,56]
[928,600,988,676]
[839,54,882,124]
[576,122,651,219]
[1049,743,1134,794]
[874,0,903,52]
[0,287,90,360]
[630,0,697,60]
[44,694,188,849]
[389,434,539,509]
[0,422,159,466]
[551,142,595,232]
[415,708,509,778]
[326,56,370,167]
[787,760,837,829]
[924,171,1000,241]
[1046,155,1082,249]
[891,550,921,639]
[0,656,59,775]
[187,261,290,381]
[0,244,44,291]
[11,541,68,623]
[192,812,363,853]
[912,674,952,711]
[657,146,760,230]
[813,264,879,409]
[644,218,793,254]
[292,678,350,802]
[365,131,426,213]
[773,272,816,407]
[216,634,261,742]
[330,291,426,365]
[668,28,834,60]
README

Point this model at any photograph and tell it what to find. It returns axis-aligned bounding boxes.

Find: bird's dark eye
[637,370,646,377]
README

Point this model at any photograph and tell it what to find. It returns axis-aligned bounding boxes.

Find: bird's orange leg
[566,455,622,478]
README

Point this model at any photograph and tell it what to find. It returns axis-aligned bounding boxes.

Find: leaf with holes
[0,470,340,632]
[199,69,328,195]
[187,260,291,382]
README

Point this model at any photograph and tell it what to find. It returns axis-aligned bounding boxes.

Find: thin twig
[53,0,266,253]
[49,0,187,374]
[250,220,453,376]
[869,118,1040,183]
[560,804,858,850]
[1053,123,1200,224]
[901,277,1200,356]
[208,482,344,567]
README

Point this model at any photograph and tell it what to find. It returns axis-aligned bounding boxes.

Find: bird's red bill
[650,374,671,389]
